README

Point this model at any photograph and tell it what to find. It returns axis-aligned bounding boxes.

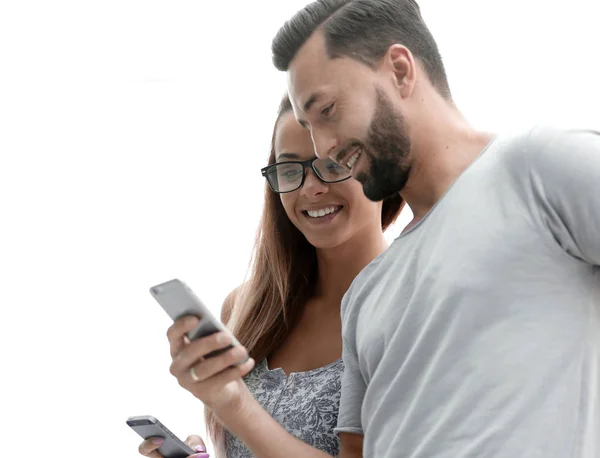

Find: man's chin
[356,169,405,202]
[362,181,390,202]
[361,177,404,202]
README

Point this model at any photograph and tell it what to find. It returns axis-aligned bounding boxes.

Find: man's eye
[321,103,335,116]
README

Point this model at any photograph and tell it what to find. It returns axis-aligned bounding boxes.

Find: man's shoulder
[341,246,398,319]
[494,124,598,171]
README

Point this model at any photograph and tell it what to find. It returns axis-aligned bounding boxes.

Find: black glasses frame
[260,158,351,194]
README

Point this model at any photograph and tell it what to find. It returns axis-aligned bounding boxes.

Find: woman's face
[274,111,383,249]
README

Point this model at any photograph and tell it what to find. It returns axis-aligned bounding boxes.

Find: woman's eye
[279,168,302,180]
[327,163,344,172]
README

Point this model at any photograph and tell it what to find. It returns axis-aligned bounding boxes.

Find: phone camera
[151,287,162,295]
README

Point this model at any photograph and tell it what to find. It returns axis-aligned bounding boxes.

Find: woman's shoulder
[221,285,242,324]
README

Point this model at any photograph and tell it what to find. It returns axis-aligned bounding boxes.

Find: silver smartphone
[149,278,246,362]
[127,415,195,458]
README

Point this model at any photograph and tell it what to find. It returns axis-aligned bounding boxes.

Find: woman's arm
[170,288,363,457]
[217,394,362,458]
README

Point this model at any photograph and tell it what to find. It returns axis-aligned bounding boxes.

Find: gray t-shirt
[335,126,600,457]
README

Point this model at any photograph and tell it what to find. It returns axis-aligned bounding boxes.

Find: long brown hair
[206,95,404,451]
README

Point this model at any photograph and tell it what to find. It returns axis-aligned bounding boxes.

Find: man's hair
[272,0,451,99]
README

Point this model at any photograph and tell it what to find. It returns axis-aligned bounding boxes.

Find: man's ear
[385,44,417,98]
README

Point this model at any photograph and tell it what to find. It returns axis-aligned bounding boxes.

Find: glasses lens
[313,157,351,182]
[267,163,304,192]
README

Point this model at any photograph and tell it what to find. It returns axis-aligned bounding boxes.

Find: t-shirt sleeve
[334,295,366,436]
[526,127,600,266]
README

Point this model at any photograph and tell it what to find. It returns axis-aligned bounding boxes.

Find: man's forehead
[286,32,331,111]
[292,29,329,71]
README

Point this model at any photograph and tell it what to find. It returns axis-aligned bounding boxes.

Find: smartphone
[126,415,195,458]
[149,278,246,362]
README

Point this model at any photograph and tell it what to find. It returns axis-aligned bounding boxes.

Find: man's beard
[354,88,412,202]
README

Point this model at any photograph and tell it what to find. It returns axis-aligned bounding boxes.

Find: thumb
[185,434,207,452]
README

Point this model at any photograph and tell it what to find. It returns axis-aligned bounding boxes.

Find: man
[270,0,600,456]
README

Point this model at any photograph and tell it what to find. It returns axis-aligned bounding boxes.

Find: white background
[1,0,598,456]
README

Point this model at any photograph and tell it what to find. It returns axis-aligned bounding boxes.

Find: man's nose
[311,128,337,159]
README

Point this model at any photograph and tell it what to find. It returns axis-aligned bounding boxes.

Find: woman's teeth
[347,151,361,169]
[306,206,340,218]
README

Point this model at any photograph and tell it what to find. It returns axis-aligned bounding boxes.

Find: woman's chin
[304,233,347,251]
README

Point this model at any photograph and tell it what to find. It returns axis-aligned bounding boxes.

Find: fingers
[167,316,200,358]
[139,436,210,458]
[199,358,255,390]
[138,437,165,458]
[184,434,206,451]
[185,345,249,383]
[185,435,209,457]
[170,332,233,376]
[236,357,255,378]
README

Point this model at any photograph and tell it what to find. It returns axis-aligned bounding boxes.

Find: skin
[281,30,495,454]
[138,434,207,458]
[138,111,391,457]
[287,32,495,221]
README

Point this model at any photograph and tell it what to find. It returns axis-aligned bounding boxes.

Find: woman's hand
[138,434,208,458]
[167,316,256,416]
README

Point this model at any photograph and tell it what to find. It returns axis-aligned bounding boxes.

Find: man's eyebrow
[302,91,325,113]
[295,91,326,129]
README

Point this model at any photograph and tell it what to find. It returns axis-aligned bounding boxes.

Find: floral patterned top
[224,357,344,457]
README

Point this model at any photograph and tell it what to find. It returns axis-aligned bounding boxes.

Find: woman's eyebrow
[276,152,300,161]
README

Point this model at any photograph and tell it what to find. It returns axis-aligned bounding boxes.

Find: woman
[138,96,404,458]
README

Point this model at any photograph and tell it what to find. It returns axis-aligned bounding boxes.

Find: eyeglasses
[261,157,351,193]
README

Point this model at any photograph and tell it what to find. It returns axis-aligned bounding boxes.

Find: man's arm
[338,433,364,458]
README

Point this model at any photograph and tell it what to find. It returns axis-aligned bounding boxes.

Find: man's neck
[401,99,495,219]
